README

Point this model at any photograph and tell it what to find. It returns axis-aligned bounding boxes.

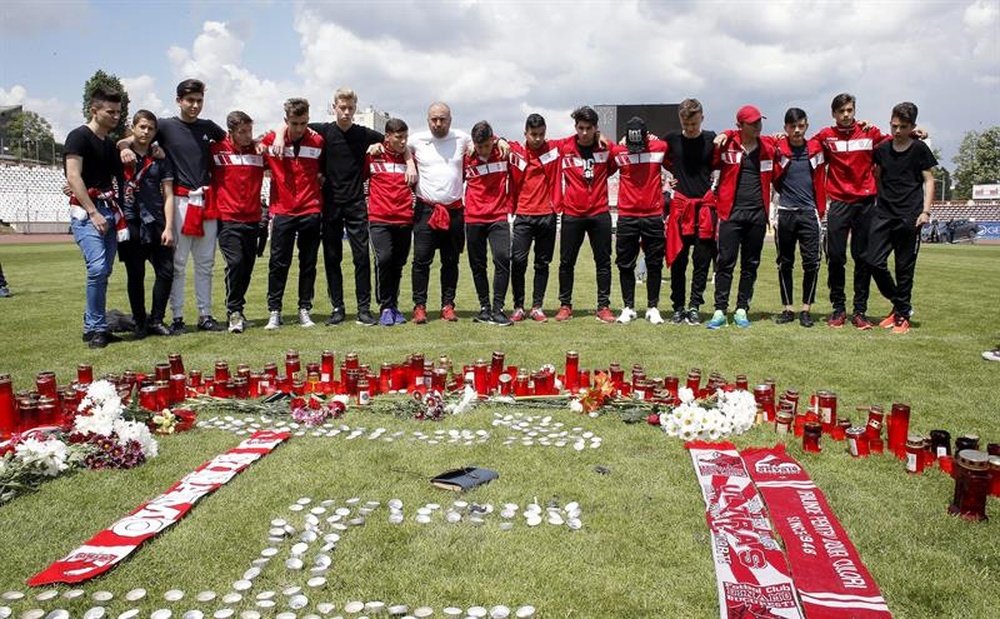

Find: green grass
[0,239,998,618]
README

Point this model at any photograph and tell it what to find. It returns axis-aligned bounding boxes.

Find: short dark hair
[89,86,122,109]
[226,110,253,132]
[384,118,408,133]
[679,98,703,119]
[571,106,599,125]
[831,93,856,112]
[132,110,157,126]
[891,102,918,125]
[525,113,546,130]
[176,79,206,99]
[784,107,808,125]
[471,120,494,145]
[284,98,310,118]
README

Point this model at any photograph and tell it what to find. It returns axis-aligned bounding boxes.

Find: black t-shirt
[576,141,596,182]
[665,130,716,198]
[874,140,937,220]
[64,125,121,190]
[119,150,174,242]
[310,122,383,204]
[733,146,763,210]
[156,117,226,189]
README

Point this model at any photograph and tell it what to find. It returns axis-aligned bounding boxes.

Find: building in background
[595,103,680,142]
[355,106,390,133]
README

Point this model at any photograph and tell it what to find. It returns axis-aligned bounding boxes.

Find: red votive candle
[989,457,1000,498]
[663,375,679,398]
[154,363,171,382]
[18,399,39,432]
[169,374,186,404]
[686,369,701,393]
[754,384,776,422]
[865,406,884,440]
[817,390,837,435]
[168,352,185,375]
[285,351,301,379]
[803,422,822,453]
[782,389,800,414]
[473,360,489,396]
[775,411,793,435]
[214,361,230,383]
[888,403,911,459]
[0,375,15,439]
[735,374,749,391]
[514,370,530,397]
[847,427,869,457]
[321,350,335,383]
[565,351,580,393]
[906,435,926,474]
[77,364,94,386]
[346,351,361,370]
[949,450,990,521]
[609,363,625,389]
[834,418,851,441]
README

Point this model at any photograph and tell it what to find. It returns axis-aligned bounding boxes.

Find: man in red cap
[707,105,777,329]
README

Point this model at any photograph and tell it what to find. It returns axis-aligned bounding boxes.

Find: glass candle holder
[949,450,990,522]
[847,427,869,457]
[989,456,1000,499]
[735,374,749,391]
[214,361,230,383]
[473,360,489,396]
[321,351,335,383]
[803,422,822,453]
[514,371,530,397]
[686,369,701,393]
[154,363,171,382]
[955,434,980,453]
[564,351,580,393]
[168,353,185,375]
[887,403,911,458]
[754,384,776,422]
[834,417,851,441]
[169,374,187,405]
[817,391,837,434]
[77,363,94,386]
[906,435,926,474]
[663,375,679,398]
[0,375,15,438]
[775,411,793,435]
[18,399,40,432]
[865,406,884,440]
[609,363,625,389]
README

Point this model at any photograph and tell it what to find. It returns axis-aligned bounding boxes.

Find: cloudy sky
[1,0,997,166]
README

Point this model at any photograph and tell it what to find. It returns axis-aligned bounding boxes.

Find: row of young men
[65,81,934,347]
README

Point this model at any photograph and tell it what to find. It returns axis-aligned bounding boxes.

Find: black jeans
[559,211,612,309]
[714,208,767,312]
[267,213,321,312]
[825,198,874,314]
[118,236,174,325]
[466,220,511,311]
[510,213,556,310]
[370,223,412,311]
[867,212,921,317]
[322,198,371,312]
[218,220,259,315]
[616,215,664,308]
[775,208,822,307]
[670,235,715,312]
[411,200,464,307]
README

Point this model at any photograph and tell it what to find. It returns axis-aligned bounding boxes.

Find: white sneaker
[645,307,665,325]
[264,310,282,330]
[228,311,245,334]
[298,308,316,328]
[616,307,637,324]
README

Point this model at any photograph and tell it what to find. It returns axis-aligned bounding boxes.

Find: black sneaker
[799,311,814,328]
[491,309,513,326]
[670,310,685,324]
[88,331,109,349]
[473,307,493,323]
[775,310,795,324]
[133,322,148,340]
[356,308,377,326]
[326,307,345,326]
[170,318,187,335]
[82,331,95,343]
[198,315,224,331]
[0,286,11,298]
[104,331,122,343]
[148,321,172,336]
[685,308,701,325]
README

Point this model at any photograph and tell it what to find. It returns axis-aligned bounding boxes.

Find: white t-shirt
[410,129,471,204]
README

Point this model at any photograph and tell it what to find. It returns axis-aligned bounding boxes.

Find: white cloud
[121,75,168,119]
[0,85,81,141]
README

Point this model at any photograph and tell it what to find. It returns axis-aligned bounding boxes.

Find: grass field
[0,239,998,618]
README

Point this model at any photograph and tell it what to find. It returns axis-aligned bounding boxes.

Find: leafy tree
[1,110,58,164]
[930,147,952,201]
[82,70,130,141]
[952,126,1000,199]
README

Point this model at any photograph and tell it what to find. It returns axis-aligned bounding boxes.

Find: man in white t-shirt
[409,102,472,323]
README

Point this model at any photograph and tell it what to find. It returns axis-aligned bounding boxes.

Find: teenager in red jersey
[555,106,617,323]
[464,121,513,326]
[260,98,324,330]
[772,108,826,328]
[211,111,266,334]
[707,105,777,330]
[869,102,936,335]
[610,116,667,325]
[508,113,562,322]
[366,118,415,327]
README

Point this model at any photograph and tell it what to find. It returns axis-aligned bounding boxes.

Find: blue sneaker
[706,310,728,330]
[391,308,406,325]
[733,309,751,329]
[379,308,395,326]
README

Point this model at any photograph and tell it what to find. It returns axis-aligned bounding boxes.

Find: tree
[82,70,130,141]
[930,147,952,202]
[952,126,1000,200]
[1,110,58,164]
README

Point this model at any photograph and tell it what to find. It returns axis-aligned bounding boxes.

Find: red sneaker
[530,307,548,322]
[440,304,458,322]
[826,310,847,328]
[891,317,910,334]
[595,306,615,323]
[851,313,874,331]
[511,307,527,322]
[878,312,896,329]
[554,305,573,321]
[412,304,428,324]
